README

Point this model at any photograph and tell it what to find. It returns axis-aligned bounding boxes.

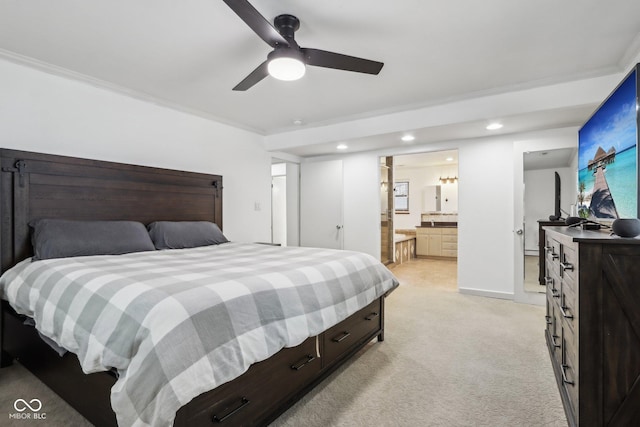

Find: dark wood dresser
[537,220,566,285]
[543,227,640,427]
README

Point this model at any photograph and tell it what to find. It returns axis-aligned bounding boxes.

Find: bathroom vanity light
[439,176,458,184]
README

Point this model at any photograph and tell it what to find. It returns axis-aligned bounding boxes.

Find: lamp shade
[267,49,306,81]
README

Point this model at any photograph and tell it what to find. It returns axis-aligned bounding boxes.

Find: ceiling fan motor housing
[274,14,300,41]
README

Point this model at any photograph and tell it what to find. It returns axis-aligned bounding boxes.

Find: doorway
[513,135,577,305]
[522,149,575,292]
[271,160,300,247]
[380,150,459,284]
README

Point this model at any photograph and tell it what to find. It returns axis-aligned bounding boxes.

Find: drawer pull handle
[560,304,573,319]
[212,397,250,423]
[560,262,573,271]
[544,276,553,285]
[545,315,552,326]
[551,335,561,349]
[551,252,559,260]
[332,331,351,343]
[552,289,560,299]
[364,312,379,321]
[544,246,552,252]
[561,364,574,386]
[290,354,316,371]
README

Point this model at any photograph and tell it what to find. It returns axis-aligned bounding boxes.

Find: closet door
[300,160,343,249]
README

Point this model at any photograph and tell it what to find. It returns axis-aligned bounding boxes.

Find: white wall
[301,134,517,299]
[0,58,271,243]
[568,150,579,213]
[394,163,459,230]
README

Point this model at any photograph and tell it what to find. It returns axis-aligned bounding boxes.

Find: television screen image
[578,66,639,219]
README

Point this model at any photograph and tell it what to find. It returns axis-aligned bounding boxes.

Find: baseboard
[458,287,514,300]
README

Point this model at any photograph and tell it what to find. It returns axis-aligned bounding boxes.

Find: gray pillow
[147,221,228,249]
[30,219,156,260]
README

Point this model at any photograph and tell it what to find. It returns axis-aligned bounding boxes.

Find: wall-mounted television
[578,64,639,220]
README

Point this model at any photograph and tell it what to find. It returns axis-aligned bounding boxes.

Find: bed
[0,149,398,426]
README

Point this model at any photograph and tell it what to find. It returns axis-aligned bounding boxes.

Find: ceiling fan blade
[302,48,384,75]
[223,0,288,48]
[233,60,269,91]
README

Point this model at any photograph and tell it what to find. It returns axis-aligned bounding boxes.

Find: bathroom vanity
[416,213,458,258]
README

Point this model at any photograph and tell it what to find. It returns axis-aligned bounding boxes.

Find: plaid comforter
[0,243,398,426]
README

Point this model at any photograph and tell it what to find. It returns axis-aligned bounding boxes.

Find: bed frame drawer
[322,299,382,367]
[175,336,320,426]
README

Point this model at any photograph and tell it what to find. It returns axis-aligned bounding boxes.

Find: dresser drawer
[562,326,578,416]
[545,246,561,276]
[560,243,577,282]
[441,234,457,243]
[441,227,458,236]
[552,307,564,368]
[544,236,561,263]
[441,241,457,250]
[417,227,441,235]
[176,336,321,426]
[544,271,561,300]
[441,249,458,257]
[560,278,576,331]
[323,299,382,367]
[546,295,562,365]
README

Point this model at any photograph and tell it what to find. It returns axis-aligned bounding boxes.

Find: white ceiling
[524,147,576,171]
[1,1,639,156]
[394,150,458,169]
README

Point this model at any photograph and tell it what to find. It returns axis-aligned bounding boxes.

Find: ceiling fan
[223,0,384,91]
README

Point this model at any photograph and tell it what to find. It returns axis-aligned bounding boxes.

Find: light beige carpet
[0,259,566,426]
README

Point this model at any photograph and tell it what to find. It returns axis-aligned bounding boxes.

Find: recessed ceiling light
[293,119,303,125]
[446,157,454,162]
[486,122,503,130]
[401,135,415,142]
[337,144,348,150]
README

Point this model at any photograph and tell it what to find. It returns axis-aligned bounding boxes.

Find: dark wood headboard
[0,149,223,273]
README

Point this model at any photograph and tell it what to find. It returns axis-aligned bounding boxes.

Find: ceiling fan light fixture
[267,49,306,81]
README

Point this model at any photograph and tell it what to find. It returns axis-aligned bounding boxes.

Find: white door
[300,160,343,249]
[271,175,287,246]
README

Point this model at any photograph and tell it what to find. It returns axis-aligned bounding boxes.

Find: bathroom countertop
[394,233,416,243]
[417,222,458,228]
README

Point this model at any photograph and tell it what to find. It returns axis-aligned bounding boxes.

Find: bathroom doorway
[380,150,458,271]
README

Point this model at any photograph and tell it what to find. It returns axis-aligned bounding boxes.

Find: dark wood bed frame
[0,149,388,426]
